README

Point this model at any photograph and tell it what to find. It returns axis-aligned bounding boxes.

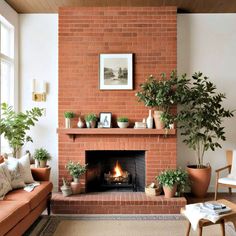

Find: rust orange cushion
[5,181,53,210]
[0,201,30,235]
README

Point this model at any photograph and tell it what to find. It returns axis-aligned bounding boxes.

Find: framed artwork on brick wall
[99,53,133,90]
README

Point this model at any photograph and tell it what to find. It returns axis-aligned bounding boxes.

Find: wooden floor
[186,192,236,204]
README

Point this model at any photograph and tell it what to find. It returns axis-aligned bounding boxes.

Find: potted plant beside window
[85,113,97,128]
[64,111,75,128]
[136,71,178,129]
[177,72,234,197]
[66,160,87,194]
[0,103,43,158]
[117,117,129,128]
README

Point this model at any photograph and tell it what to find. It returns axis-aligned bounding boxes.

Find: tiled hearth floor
[51,192,186,214]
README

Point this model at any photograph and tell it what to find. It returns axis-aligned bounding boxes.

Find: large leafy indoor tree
[177,72,234,168]
[0,103,43,157]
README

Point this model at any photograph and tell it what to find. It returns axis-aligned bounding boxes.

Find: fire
[114,161,123,177]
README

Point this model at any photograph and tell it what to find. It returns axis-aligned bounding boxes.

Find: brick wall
[58,7,177,190]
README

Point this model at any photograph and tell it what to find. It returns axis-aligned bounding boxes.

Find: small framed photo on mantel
[99,112,112,128]
[99,53,133,90]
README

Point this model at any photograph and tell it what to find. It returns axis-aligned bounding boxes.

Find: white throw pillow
[5,160,25,189]
[8,154,34,184]
[0,163,12,198]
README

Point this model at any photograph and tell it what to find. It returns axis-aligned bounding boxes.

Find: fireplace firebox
[86,151,145,192]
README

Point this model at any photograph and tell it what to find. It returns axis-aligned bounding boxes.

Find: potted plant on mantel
[156,168,189,198]
[177,72,234,198]
[0,103,43,158]
[117,117,129,128]
[85,113,97,128]
[136,71,179,129]
[66,160,87,194]
[64,111,75,129]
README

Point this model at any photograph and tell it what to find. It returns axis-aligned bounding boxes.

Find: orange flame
[114,161,123,177]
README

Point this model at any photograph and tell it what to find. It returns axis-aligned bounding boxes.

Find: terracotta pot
[90,120,96,128]
[153,110,164,129]
[39,160,47,168]
[187,165,211,198]
[86,120,96,128]
[71,181,81,194]
[163,184,177,198]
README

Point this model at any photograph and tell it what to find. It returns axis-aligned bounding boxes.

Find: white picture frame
[99,53,133,90]
[99,112,112,128]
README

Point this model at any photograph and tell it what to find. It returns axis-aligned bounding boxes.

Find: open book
[24,182,40,192]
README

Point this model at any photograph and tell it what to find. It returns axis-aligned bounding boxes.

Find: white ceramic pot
[65,118,71,128]
[117,122,129,128]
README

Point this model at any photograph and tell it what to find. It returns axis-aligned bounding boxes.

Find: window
[0,15,14,154]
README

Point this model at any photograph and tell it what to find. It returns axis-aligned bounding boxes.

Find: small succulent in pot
[34,148,52,168]
[64,111,75,128]
[117,117,129,128]
[66,160,87,182]
[85,113,97,128]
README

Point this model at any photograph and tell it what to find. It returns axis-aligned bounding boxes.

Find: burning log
[104,171,130,184]
[104,161,130,184]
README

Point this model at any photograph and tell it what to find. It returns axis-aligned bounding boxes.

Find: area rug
[27,215,236,236]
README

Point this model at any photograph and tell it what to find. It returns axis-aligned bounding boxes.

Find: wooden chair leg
[186,221,191,236]
[198,226,203,236]
[220,220,225,236]
[229,187,232,195]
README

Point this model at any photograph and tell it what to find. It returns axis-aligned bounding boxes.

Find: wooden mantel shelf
[57,128,176,141]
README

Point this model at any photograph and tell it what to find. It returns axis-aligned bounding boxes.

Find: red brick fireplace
[54,6,186,214]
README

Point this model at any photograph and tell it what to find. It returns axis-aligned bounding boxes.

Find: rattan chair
[215,150,236,200]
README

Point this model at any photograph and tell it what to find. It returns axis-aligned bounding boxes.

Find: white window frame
[0,15,15,154]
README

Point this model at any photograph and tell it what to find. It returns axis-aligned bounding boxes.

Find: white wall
[19,14,58,190]
[0,0,19,109]
[177,14,236,191]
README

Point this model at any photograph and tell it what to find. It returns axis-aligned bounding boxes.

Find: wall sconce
[32,79,47,102]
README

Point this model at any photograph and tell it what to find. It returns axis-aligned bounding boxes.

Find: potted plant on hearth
[64,111,75,128]
[136,71,180,129]
[177,72,234,198]
[156,168,188,198]
[0,103,43,158]
[66,160,87,194]
[117,117,129,128]
[85,113,97,128]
